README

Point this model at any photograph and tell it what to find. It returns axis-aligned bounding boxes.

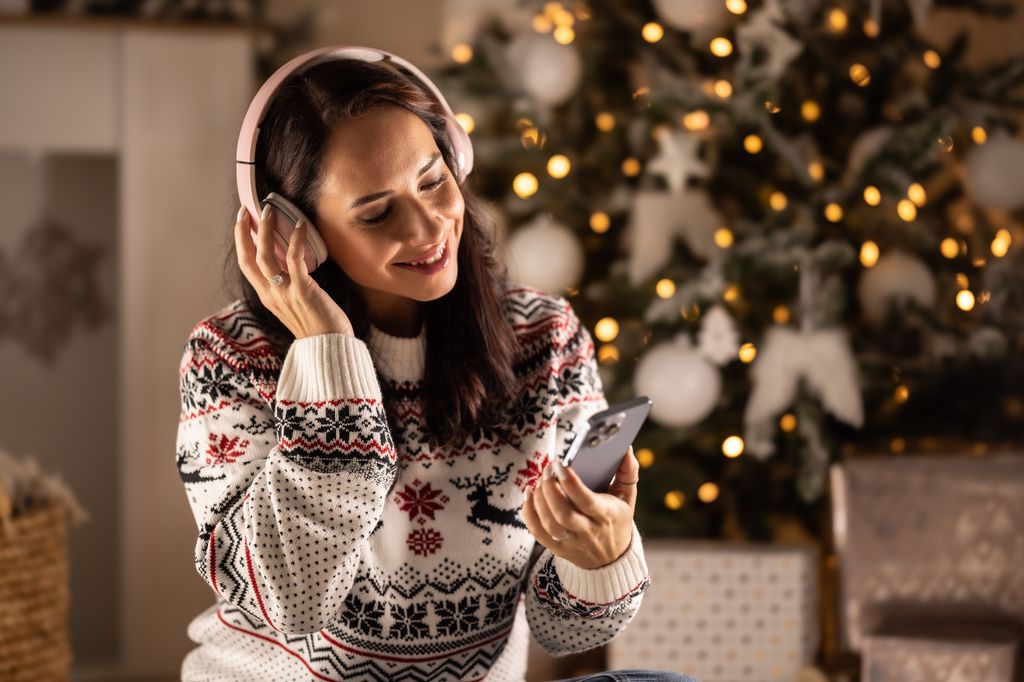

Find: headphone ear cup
[261,193,329,272]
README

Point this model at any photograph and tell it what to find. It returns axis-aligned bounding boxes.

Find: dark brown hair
[223,58,519,448]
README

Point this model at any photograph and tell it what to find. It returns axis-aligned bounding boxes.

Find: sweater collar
[365,322,426,383]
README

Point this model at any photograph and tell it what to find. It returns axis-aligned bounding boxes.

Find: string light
[824,203,844,222]
[589,211,611,234]
[455,113,475,135]
[808,161,824,182]
[714,227,735,248]
[655,279,676,298]
[726,0,747,14]
[547,154,571,179]
[714,80,733,98]
[683,110,710,131]
[739,342,757,363]
[863,18,880,37]
[764,100,781,114]
[801,100,821,122]
[722,436,745,458]
[769,191,788,211]
[744,134,763,153]
[520,126,544,149]
[940,237,960,259]
[956,289,976,311]
[971,126,987,144]
[710,37,734,57]
[773,305,791,324]
[642,22,664,42]
[512,172,538,198]
[723,284,740,303]
[863,185,881,206]
[907,182,927,207]
[780,413,797,432]
[897,199,917,222]
[956,272,969,289]
[594,317,619,342]
[991,228,1012,257]
[553,25,575,44]
[598,344,620,364]
[849,63,871,86]
[697,482,720,503]
[595,112,615,132]
[828,8,848,32]
[622,157,642,176]
[551,5,575,27]
[636,448,655,468]
[937,135,955,152]
[451,43,473,64]
[860,241,880,268]
[894,385,910,403]
[923,49,941,69]
[664,491,685,510]
[532,14,554,33]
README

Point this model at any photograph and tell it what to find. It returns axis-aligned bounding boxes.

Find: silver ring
[267,271,286,286]
[616,479,639,485]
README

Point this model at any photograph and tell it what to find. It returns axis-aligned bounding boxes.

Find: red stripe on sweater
[216,610,340,681]
[244,542,279,632]
[209,533,219,596]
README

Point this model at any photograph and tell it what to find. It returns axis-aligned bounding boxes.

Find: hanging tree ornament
[505,31,582,108]
[645,129,710,195]
[964,130,1024,212]
[735,0,804,85]
[627,189,724,286]
[501,211,584,295]
[635,333,722,428]
[857,249,937,327]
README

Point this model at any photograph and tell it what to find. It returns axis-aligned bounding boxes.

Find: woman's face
[315,106,465,319]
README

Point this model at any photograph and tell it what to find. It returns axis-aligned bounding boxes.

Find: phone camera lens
[605,423,621,436]
[587,435,602,448]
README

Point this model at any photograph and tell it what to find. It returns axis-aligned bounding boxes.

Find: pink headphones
[236,45,475,273]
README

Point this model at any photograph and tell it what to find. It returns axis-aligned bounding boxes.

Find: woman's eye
[359,174,448,226]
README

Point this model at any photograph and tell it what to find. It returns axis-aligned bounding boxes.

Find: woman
[176,47,695,682]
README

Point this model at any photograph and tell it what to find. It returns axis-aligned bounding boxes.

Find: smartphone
[558,396,652,493]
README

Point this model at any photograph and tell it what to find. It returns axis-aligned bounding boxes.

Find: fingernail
[552,459,566,481]
[524,487,531,501]
[236,206,246,222]
[543,465,553,480]
[260,204,272,220]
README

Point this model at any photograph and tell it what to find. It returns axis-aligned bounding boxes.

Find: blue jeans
[555,671,699,682]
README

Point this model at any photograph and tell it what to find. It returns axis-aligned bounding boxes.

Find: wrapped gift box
[831,456,1024,654]
[862,629,1018,682]
[607,541,819,681]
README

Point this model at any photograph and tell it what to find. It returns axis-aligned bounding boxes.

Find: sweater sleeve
[175,330,397,636]
[523,298,651,656]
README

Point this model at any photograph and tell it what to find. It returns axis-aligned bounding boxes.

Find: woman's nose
[400,197,446,245]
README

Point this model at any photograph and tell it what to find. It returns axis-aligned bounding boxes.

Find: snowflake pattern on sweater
[175,286,650,681]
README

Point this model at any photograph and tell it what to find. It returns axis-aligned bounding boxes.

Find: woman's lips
[394,238,450,274]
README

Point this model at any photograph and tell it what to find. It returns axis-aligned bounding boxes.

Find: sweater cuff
[552,523,648,604]
[277,333,382,402]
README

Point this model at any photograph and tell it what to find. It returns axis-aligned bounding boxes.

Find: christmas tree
[433,0,1024,540]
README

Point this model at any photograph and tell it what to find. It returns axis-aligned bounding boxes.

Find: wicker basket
[0,485,72,682]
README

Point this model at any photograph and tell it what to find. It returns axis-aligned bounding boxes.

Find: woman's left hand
[522,446,640,570]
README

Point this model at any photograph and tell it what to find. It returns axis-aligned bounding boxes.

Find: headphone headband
[235,45,474,224]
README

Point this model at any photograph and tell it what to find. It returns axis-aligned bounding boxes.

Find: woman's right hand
[234,204,355,339]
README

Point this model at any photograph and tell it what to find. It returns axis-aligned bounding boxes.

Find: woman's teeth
[405,243,445,265]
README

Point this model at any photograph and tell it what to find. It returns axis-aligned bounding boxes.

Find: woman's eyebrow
[349,153,441,208]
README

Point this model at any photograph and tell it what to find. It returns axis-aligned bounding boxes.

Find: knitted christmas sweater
[175,286,650,682]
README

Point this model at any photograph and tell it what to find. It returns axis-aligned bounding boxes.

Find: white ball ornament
[964,131,1024,212]
[652,0,729,30]
[505,32,582,107]
[502,213,584,295]
[634,334,721,428]
[857,250,936,326]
